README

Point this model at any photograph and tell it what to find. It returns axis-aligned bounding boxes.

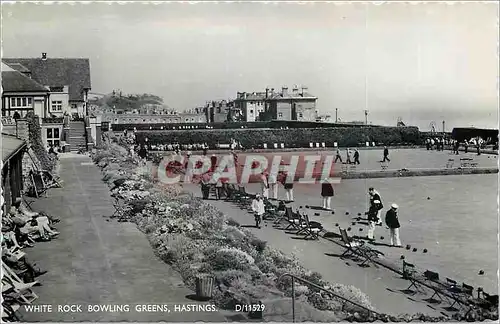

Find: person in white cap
[321,178,334,210]
[252,194,265,228]
[385,203,402,247]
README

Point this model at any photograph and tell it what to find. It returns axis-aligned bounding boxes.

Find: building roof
[3,57,91,101]
[268,91,317,100]
[1,70,49,93]
[236,92,266,101]
[6,63,30,73]
[1,133,27,162]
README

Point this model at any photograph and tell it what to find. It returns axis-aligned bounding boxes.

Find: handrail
[278,273,379,322]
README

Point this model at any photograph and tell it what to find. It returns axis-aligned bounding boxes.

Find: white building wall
[47,85,70,117]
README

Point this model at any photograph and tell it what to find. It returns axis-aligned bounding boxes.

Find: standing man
[367,199,382,241]
[353,149,360,165]
[279,171,294,202]
[200,172,211,199]
[382,146,390,162]
[385,204,402,247]
[260,171,269,199]
[321,178,334,210]
[268,171,278,200]
[464,140,468,153]
[346,148,352,164]
[334,148,343,163]
[368,187,384,225]
[252,194,265,228]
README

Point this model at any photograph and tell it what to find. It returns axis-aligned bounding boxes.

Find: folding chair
[1,262,38,304]
[29,171,48,198]
[39,170,63,189]
[301,214,323,240]
[423,270,446,303]
[401,261,427,294]
[476,289,499,311]
[110,197,130,218]
[380,162,389,170]
[273,204,290,225]
[339,228,384,267]
[283,208,303,231]
[444,279,473,311]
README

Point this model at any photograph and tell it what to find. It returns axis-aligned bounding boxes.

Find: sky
[1,1,498,130]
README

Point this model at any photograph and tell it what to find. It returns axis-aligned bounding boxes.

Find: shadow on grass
[240,225,258,229]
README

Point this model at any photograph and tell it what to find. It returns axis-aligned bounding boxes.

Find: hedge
[134,126,421,148]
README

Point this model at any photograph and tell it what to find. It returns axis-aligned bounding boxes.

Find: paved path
[20,156,230,322]
[184,184,453,317]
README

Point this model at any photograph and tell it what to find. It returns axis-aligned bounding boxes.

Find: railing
[42,117,64,124]
[277,273,379,322]
[1,116,16,125]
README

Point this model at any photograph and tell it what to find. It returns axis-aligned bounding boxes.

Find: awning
[1,133,27,163]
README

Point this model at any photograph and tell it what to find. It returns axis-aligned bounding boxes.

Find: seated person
[2,243,47,283]
[9,207,59,241]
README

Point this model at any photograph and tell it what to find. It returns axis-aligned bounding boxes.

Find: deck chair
[110,196,129,218]
[284,208,303,231]
[29,171,48,198]
[444,279,473,311]
[423,270,446,303]
[476,289,499,310]
[273,204,290,225]
[300,214,323,240]
[1,302,22,322]
[39,170,63,189]
[1,262,38,304]
[339,228,383,267]
[402,261,427,294]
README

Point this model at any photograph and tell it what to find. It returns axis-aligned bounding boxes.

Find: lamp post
[364,110,368,125]
[335,108,338,123]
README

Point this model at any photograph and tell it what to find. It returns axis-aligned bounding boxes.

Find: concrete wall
[1,119,29,140]
[294,100,317,121]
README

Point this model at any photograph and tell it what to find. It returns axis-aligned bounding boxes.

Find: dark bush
[134,126,421,148]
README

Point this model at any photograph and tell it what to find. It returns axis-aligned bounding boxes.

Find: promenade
[19,154,230,322]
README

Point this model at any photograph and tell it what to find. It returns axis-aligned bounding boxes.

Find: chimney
[282,87,288,97]
[292,85,299,94]
[271,88,275,95]
[41,53,47,60]
[301,86,308,96]
[265,88,269,99]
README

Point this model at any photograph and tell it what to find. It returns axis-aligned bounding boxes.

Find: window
[46,127,60,147]
[299,113,303,118]
[10,97,33,108]
[250,109,254,114]
[278,112,283,118]
[51,101,63,111]
[71,104,77,109]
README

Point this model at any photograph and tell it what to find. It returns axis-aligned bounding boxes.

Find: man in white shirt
[252,194,265,228]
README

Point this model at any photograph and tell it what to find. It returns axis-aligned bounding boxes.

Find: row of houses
[1,52,97,151]
[204,86,318,123]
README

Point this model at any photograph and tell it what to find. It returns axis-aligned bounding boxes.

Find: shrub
[134,126,422,148]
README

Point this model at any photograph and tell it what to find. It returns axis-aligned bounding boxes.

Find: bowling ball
[305,205,309,208]
[299,206,303,209]
[412,248,417,252]
[406,245,411,250]
[331,211,335,215]
[427,197,431,200]
[380,236,385,240]
[359,228,363,231]
[346,212,350,215]
[423,249,428,253]
[479,270,485,275]
[335,223,339,227]
[400,255,405,260]
[357,212,362,216]
[351,222,356,225]
[314,213,320,216]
